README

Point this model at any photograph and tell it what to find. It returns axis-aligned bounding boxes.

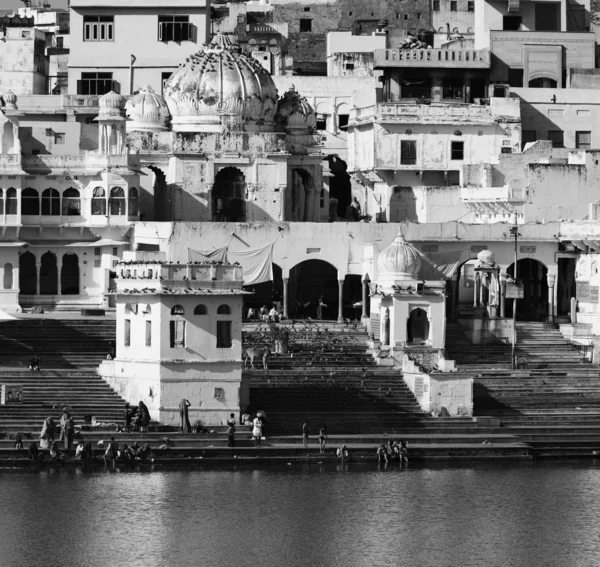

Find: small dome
[275,86,316,132]
[377,232,422,285]
[125,85,171,132]
[163,33,279,133]
[476,249,496,267]
[98,91,126,118]
[3,91,17,108]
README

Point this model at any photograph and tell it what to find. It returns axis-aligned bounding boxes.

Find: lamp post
[509,222,520,369]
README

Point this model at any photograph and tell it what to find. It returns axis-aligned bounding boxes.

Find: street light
[509,222,521,369]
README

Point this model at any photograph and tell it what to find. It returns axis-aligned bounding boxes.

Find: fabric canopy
[416,249,468,280]
[187,246,229,264]
[228,243,274,286]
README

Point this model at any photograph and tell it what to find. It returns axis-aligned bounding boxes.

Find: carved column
[474,272,480,307]
[278,184,287,221]
[337,278,344,322]
[34,256,40,295]
[382,308,390,346]
[547,273,556,322]
[57,255,61,295]
[464,73,472,103]
[283,277,289,319]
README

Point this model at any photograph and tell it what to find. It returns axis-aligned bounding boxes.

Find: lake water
[1,461,600,567]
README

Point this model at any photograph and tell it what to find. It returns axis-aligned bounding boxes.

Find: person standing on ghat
[179,399,192,433]
[302,420,310,448]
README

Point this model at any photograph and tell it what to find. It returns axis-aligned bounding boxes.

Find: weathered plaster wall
[432,1,475,47]
[0,28,48,95]
[513,88,600,149]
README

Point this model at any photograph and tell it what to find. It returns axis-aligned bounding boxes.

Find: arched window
[143,304,152,315]
[0,189,4,215]
[5,188,17,215]
[40,251,58,294]
[217,304,231,314]
[171,304,185,315]
[3,263,13,290]
[62,188,81,216]
[92,187,106,215]
[21,188,39,215]
[128,187,139,217]
[109,187,126,215]
[41,188,60,216]
[194,304,208,315]
[19,252,36,294]
[529,77,557,89]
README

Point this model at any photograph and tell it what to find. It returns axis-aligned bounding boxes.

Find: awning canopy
[64,239,129,248]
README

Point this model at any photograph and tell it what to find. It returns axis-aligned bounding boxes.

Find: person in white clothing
[252,416,263,447]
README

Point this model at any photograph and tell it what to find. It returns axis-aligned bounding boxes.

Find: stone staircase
[0,319,115,369]
[244,321,475,434]
[444,320,600,454]
[0,318,125,433]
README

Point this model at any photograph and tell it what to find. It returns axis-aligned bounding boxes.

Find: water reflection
[1,462,600,567]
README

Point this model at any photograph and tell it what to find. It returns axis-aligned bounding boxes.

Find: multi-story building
[67,0,211,96]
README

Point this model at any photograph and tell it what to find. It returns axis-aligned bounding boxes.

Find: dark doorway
[213,167,246,222]
[506,258,548,320]
[557,257,576,316]
[470,78,487,101]
[407,308,430,343]
[40,252,58,295]
[342,274,363,320]
[19,252,37,295]
[246,264,283,312]
[327,156,352,220]
[290,168,312,221]
[535,2,560,31]
[289,259,338,319]
[61,254,80,295]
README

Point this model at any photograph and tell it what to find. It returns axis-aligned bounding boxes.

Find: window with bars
[576,131,591,149]
[401,140,417,165]
[433,0,440,10]
[77,72,114,96]
[83,16,114,42]
[158,15,192,42]
[468,1,474,11]
[450,1,457,11]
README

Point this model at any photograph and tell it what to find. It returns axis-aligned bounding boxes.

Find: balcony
[350,103,497,126]
[374,48,490,69]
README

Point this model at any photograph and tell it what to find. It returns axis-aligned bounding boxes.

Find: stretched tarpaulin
[188,246,229,264]
[228,243,274,285]
[416,249,469,280]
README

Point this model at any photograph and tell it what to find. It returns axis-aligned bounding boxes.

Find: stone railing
[374,48,490,69]
[116,262,244,285]
[246,23,287,35]
[350,103,495,125]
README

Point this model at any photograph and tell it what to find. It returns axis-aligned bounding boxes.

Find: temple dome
[98,91,126,118]
[125,85,171,132]
[163,34,279,132]
[476,249,496,267]
[275,86,316,132]
[377,232,422,285]
[2,91,17,109]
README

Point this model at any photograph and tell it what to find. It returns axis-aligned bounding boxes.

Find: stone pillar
[432,74,443,102]
[34,257,39,295]
[283,277,289,319]
[361,276,369,320]
[304,187,314,222]
[57,256,61,295]
[547,273,556,322]
[382,308,390,346]
[571,297,577,324]
[500,273,506,318]
[313,187,321,221]
[464,73,472,103]
[337,278,344,322]
[278,185,287,221]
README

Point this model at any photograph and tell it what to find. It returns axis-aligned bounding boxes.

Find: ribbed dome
[98,91,126,118]
[476,249,496,266]
[377,232,422,284]
[125,85,171,132]
[163,33,279,132]
[275,86,316,132]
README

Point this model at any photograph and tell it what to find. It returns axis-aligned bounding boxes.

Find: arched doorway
[40,252,58,295]
[3,263,13,290]
[506,258,548,320]
[289,259,338,319]
[290,169,312,221]
[61,254,80,295]
[327,156,351,220]
[407,308,430,343]
[19,252,36,295]
[246,263,283,312]
[212,167,246,222]
[453,259,477,318]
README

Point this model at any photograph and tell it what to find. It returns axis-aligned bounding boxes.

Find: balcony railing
[246,23,287,35]
[374,48,490,69]
[350,103,496,126]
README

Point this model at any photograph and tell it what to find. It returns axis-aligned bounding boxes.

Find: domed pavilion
[370,231,447,350]
[125,33,324,223]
